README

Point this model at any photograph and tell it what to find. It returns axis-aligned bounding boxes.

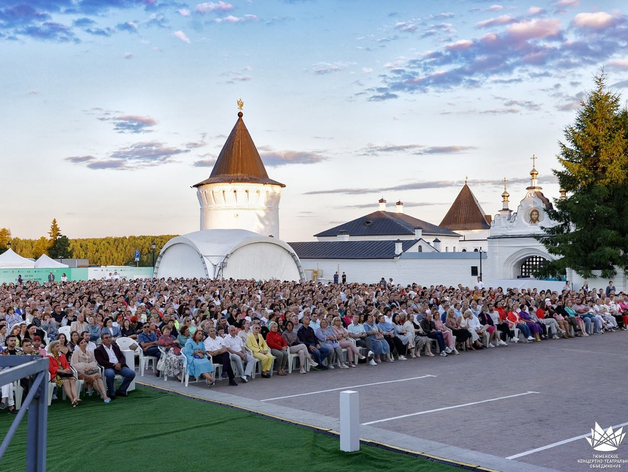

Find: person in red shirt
[266,321,289,375]
[48,340,80,406]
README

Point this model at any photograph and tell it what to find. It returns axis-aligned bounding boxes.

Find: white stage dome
[154,229,304,281]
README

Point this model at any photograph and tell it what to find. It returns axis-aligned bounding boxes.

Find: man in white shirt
[474,277,484,291]
[204,327,237,386]
[223,325,254,382]
[94,333,135,399]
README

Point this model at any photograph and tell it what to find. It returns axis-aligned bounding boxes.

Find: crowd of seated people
[1,277,627,406]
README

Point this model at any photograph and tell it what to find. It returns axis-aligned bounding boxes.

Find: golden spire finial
[465,175,468,185]
[502,177,508,191]
[237,98,244,111]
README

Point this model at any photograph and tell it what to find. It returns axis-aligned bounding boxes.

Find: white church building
[289,161,568,289]
[153,106,622,291]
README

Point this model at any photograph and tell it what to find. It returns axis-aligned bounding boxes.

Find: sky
[2,0,628,243]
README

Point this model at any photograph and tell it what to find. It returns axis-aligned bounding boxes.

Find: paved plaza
[139,332,628,472]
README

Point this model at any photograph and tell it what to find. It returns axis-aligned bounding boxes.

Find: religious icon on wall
[528,208,540,224]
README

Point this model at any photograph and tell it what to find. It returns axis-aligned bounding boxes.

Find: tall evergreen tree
[539,72,628,278]
[48,219,61,243]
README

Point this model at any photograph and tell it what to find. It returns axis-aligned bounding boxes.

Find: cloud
[72,17,95,27]
[68,141,190,170]
[65,155,96,163]
[17,21,77,42]
[572,12,622,30]
[116,21,138,33]
[480,108,520,114]
[185,134,207,149]
[445,39,474,51]
[607,59,628,70]
[0,4,50,27]
[178,9,191,16]
[85,27,114,36]
[394,21,418,33]
[311,61,352,75]
[92,110,157,133]
[304,176,555,195]
[360,143,476,155]
[111,115,156,133]
[368,91,399,101]
[174,30,190,43]
[476,15,517,28]
[528,6,546,16]
[612,79,628,88]
[195,2,234,14]
[193,158,217,167]
[214,14,259,23]
[123,52,133,59]
[555,0,579,7]
[371,15,592,95]
[259,149,328,166]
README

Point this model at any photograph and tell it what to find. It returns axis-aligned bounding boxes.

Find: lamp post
[479,246,483,280]
[151,242,156,268]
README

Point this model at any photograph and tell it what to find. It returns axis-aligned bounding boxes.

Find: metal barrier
[0,356,49,472]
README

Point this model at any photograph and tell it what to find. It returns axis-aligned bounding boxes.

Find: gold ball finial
[237,98,244,111]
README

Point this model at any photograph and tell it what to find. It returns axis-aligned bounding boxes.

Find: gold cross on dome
[237,98,244,111]
[503,177,507,191]
[531,154,537,169]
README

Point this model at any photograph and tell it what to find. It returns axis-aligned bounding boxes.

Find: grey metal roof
[288,240,418,260]
[314,211,460,238]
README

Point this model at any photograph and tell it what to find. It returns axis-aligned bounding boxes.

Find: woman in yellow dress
[246,324,274,378]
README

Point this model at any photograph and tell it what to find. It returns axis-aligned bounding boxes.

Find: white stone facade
[300,253,484,287]
[197,182,283,238]
[487,177,557,281]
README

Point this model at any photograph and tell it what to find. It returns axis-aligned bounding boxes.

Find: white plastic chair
[139,349,158,377]
[116,337,140,372]
[58,325,72,340]
[286,348,301,374]
[116,337,140,354]
[183,354,220,387]
[245,347,261,379]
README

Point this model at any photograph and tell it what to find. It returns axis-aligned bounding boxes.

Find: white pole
[340,390,360,452]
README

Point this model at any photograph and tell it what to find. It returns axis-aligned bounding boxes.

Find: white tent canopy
[0,249,36,268]
[34,254,69,268]
[155,229,304,281]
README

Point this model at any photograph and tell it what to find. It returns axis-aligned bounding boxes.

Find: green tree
[0,227,10,254]
[49,235,73,259]
[48,219,61,243]
[539,72,628,278]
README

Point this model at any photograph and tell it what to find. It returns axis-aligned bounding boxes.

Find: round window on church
[520,256,547,278]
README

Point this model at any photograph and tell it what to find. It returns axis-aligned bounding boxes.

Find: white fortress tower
[193,106,285,238]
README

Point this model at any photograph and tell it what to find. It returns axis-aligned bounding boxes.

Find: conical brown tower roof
[194,112,285,187]
[440,183,490,230]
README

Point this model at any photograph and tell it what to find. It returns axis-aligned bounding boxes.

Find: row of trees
[0,220,175,266]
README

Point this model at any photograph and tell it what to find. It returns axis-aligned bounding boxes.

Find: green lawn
[0,387,469,472]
